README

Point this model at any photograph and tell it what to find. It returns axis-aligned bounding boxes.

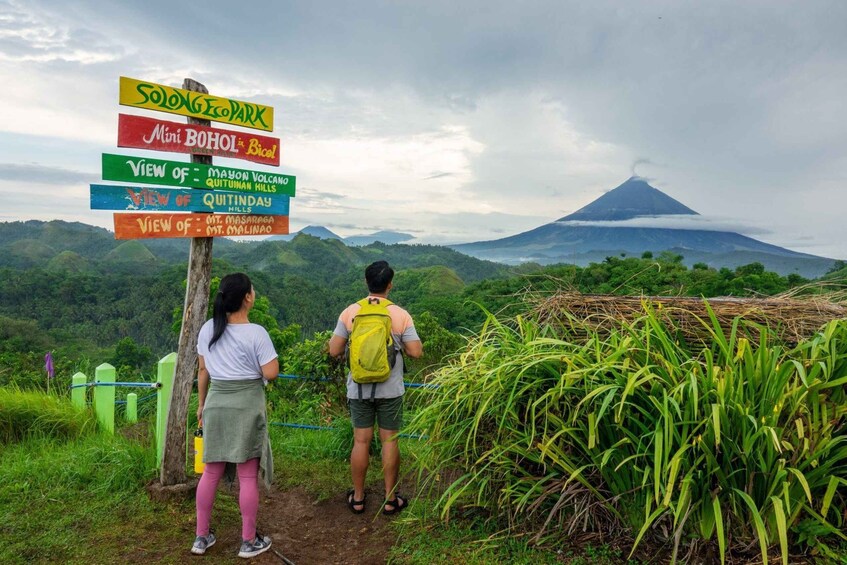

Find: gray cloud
[557,215,772,236]
[3,0,846,259]
[0,163,97,184]
[423,172,454,180]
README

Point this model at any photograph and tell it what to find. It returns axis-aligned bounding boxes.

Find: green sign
[101,154,296,196]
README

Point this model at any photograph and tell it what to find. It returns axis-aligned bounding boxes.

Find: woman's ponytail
[208,273,253,348]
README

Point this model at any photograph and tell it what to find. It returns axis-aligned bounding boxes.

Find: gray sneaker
[237,532,272,558]
[191,532,216,555]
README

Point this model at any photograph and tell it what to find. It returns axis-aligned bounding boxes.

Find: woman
[191,273,278,559]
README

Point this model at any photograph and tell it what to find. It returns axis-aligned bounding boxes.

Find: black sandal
[346,489,366,514]
[382,494,409,515]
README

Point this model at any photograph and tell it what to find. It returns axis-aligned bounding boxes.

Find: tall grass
[411,305,847,563]
[0,387,97,443]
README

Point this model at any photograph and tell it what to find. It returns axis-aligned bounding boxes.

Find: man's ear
[387,281,393,291]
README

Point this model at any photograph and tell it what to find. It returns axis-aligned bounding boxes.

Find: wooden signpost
[90,184,290,215]
[93,75,295,489]
[113,212,290,239]
[102,153,296,195]
[118,114,281,166]
[119,77,274,131]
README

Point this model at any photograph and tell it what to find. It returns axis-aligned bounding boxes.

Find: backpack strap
[358,297,393,307]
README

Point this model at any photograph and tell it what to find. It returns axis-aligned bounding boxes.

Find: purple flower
[45,352,54,379]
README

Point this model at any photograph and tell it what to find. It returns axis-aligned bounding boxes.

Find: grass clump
[0,433,159,563]
[411,304,847,564]
[0,388,97,443]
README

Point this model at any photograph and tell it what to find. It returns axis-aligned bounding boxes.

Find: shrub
[411,306,847,563]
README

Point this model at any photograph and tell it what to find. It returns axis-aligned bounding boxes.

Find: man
[329,260,423,515]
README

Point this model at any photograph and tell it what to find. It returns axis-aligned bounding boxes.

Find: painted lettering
[246,138,278,159]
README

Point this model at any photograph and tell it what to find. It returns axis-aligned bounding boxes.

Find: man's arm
[329,334,347,357]
[403,339,423,359]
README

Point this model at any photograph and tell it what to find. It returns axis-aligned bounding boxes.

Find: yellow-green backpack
[349,297,396,386]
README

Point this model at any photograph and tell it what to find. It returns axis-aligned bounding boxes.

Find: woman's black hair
[209,273,253,348]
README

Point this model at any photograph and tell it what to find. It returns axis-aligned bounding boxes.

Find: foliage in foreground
[411,306,847,563]
[0,387,98,443]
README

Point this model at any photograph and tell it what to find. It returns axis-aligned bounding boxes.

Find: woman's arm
[261,357,279,381]
[197,355,210,424]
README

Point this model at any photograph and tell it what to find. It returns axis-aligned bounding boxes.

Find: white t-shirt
[197,319,278,380]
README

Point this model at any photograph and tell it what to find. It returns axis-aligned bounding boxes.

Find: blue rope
[275,373,439,389]
[68,381,161,390]
[269,420,426,440]
[270,422,332,431]
[115,391,159,406]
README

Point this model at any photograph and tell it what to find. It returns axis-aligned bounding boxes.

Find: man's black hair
[365,260,394,294]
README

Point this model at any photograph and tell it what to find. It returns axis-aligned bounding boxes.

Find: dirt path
[206,486,398,565]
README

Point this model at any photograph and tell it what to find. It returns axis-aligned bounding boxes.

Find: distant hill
[0,220,509,284]
[345,231,414,246]
[454,177,837,278]
[269,226,414,246]
[268,225,343,242]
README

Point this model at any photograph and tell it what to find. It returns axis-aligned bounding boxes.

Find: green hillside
[46,251,91,273]
[104,241,158,264]
[5,239,57,265]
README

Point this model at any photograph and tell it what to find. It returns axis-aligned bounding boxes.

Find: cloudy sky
[1,0,845,257]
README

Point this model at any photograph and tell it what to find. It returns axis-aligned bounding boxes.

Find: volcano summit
[452,177,835,277]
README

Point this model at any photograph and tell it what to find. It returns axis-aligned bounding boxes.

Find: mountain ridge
[453,177,835,277]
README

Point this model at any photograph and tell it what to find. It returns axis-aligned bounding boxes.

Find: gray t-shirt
[197,319,278,380]
[333,299,420,399]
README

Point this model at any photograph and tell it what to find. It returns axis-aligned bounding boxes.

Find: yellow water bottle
[193,428,205,474]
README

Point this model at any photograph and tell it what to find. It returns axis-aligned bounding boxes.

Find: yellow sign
[119,77,273,132]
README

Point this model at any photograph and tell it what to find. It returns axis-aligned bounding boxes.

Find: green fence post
[156,352,177,467]
[94,363,116,434]
[71,372,87,410]
[126,393,138,423]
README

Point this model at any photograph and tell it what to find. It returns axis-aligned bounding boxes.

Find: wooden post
[159,78,214,486]
[94,363,116,434]
[71,372,87,410]
[126,393,138,423]
[156,352,176,467]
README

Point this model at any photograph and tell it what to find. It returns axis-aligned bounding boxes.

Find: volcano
[452,177,835,277]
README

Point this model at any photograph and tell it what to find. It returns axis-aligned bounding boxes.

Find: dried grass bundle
[536,292,847,346]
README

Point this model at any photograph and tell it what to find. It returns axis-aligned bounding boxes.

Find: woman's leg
[237,458,260,541]
[196,462,226,536]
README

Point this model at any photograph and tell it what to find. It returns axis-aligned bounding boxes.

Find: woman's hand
[196,404,203,427]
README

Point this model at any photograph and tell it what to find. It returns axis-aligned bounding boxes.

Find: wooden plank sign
[102,154,296,196]
[113,212,289,239]
[90,184,290,215]
[117,114,281,166]
[119,77,274,131]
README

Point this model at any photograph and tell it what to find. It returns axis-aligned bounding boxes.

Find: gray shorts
[348,396,403,430]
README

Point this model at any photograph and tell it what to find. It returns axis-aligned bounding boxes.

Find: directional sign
[90,184,289,215]
[102,154,295,196]
[113,212,289,239]
[117,114,281,166]
[119,77,273,131]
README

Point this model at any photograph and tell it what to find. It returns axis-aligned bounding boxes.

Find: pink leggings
[196,458,259,541]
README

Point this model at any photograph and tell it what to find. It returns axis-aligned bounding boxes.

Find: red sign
[117,114,281,166]
[113,212,289,239]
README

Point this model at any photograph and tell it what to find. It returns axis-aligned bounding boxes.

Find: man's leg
[379,427,400,503]
[376,396,404,506]
[351,426,374,507]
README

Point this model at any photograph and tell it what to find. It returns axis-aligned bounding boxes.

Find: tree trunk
[159,78,214,486]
